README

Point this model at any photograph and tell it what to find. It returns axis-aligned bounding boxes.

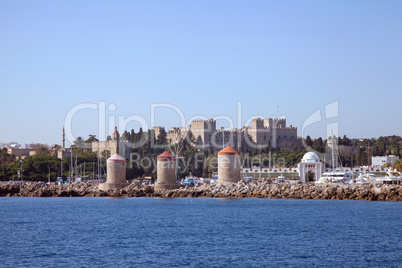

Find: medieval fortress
[153,117,299,152]
[55,118,300,160]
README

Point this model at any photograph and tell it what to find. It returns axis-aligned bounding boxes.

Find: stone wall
[156,160,176,184]
[218,154,241,183]
[92,141,118,156]
[107,161,126,184]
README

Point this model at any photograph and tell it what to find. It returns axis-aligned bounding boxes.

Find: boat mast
[222,128,225,149]
[367,140,370,168]
[100,151,102,182]
[98,149,101,181]
[75,152,78,180]
[70,148,73,183]
[268,151,271,180]
[259,148,261,180]
[104,147,107,181]
[331,130,335,172]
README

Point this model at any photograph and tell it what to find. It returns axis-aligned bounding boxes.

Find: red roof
[218,145,241,156]
[157,150,176,161]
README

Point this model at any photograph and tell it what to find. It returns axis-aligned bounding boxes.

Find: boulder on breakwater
[0,181,401,201]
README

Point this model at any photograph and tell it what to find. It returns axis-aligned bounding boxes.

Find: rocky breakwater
[156,182,402,201]
[0,182,102,197]
[0,181,402,201]
[0,182,156,198]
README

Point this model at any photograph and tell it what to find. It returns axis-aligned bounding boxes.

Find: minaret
[112,126,119,154]
[62,127,65,149]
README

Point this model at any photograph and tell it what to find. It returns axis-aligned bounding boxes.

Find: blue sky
[1,0,401,146]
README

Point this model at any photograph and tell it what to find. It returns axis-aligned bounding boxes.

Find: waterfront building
[7,147,34,159]
[372,155,400,168]
[298,152,324,183]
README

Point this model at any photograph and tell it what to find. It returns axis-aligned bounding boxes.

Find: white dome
[302,152,320,162]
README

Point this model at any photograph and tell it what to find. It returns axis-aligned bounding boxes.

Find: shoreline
[1,181,401,201]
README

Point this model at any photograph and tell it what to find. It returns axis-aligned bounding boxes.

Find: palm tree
[85,135,99,142]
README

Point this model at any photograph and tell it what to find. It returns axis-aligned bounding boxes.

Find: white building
[371,155,400,168]
[298,152,324,183]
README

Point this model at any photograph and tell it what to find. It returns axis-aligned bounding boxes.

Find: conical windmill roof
[157,150,176,161]
[218,145,241,156]
[107,153,126,163]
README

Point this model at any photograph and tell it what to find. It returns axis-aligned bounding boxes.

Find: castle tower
[218,145,241,184]
[99,153,127,191]
[155,150,180,190]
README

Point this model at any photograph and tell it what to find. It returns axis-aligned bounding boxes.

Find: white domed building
[298,152,324,183]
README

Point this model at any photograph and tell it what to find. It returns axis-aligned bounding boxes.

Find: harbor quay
[1,180,401,201]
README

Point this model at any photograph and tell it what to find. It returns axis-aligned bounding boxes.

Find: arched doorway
[306,171,315,182]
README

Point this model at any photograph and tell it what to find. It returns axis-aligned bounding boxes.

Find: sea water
[0,197,401,267]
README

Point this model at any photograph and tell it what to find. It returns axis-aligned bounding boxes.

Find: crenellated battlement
[272,126,297,130]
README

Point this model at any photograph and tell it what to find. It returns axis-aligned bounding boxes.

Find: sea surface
[0,197,401,268]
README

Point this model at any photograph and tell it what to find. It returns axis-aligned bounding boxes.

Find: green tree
[74,137,84,147]
[9,154,61,182]
[339,135,351,146]
[305,135,313,146]
[0,147,14,165]
[157,128,167,145]
[130,129,135,143]
[137,128,144,144]
[381,141,387,156]
[355,148,362,166]
[121,130,129,141]
[85,134,98,143]
[0,164,11,181]
[394,159,402,172]
[35,145,50,156]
